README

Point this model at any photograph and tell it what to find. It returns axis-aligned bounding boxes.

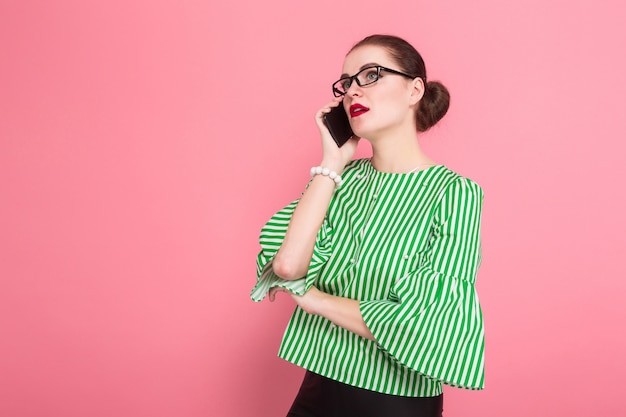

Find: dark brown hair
[350,34,450,132]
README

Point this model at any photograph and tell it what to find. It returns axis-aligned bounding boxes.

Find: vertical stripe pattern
[250,158,485,396]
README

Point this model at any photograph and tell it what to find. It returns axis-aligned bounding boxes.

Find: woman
[251,34,484,417]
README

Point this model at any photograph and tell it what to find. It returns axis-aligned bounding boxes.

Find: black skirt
[287,371,444,417]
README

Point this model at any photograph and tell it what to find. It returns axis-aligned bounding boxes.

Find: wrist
[310,166,343,188]
[319,159,346,174]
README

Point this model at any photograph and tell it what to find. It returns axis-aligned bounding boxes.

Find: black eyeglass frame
[331,66,417,97]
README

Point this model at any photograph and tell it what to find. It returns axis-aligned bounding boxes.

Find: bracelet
[310,166,343,187]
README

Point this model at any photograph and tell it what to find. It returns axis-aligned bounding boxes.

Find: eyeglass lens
[333,67,381,96]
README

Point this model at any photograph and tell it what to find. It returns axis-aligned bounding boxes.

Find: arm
[358,178,485,388]
[269,286,375,341]
[271,97,359,280]
[271,175,338,280]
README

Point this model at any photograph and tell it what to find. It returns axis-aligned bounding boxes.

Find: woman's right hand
[314,97,359,173]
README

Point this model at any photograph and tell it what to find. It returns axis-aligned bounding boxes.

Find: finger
[328,96,344,108]
[316,97,345,118]
[268,287,285,302]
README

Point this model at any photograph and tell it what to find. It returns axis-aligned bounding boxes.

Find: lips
[349,104,369,118]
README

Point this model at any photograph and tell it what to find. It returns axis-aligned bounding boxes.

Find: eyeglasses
[331,66,416,97]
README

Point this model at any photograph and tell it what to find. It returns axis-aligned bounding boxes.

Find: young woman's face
[340,45,422,140]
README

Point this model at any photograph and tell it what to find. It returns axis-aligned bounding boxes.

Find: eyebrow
[340,62,380,78]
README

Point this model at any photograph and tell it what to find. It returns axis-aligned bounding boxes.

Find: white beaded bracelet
[310,166,343,187]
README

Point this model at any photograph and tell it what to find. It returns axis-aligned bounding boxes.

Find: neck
[369,131,436,173]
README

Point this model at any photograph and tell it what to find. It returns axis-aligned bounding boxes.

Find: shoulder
[436,167,484,200]
[336,158,371,187]
[428,168,484,224]
[342,158,369,175]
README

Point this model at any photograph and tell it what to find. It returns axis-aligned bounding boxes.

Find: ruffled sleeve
[360,177,485,389]
[250,199,334,302]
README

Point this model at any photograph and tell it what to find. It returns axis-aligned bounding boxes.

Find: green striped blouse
[251,158,485,396]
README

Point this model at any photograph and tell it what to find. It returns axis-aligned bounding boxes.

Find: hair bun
[416,81,450,132]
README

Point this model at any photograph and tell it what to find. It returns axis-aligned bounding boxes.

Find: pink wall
[2,1,625,416]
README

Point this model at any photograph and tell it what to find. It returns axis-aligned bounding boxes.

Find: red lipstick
[350,104,369,118]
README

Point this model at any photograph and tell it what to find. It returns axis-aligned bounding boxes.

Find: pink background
[1,1,625,416]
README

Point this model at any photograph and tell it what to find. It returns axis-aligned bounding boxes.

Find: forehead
[341,45,395,75]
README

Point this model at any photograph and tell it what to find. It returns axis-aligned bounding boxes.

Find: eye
[340,78,352,90]
[364,69,379,82]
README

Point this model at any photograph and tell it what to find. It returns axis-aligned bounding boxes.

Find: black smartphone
[323,104,354,147]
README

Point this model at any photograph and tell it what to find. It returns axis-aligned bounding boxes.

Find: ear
[409,77,425,106]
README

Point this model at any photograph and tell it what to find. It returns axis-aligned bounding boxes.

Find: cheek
[376,96,406,121]
[375,84,405,106]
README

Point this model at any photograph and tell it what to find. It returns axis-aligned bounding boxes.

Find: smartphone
[323,104,354,147]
